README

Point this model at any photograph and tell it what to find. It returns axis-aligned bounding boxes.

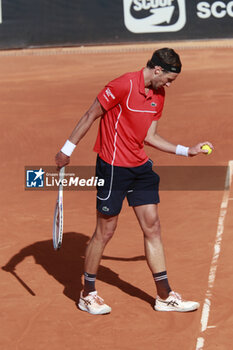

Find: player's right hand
[55,151,70,170]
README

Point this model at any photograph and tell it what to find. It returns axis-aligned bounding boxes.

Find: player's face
[152,69,178,90]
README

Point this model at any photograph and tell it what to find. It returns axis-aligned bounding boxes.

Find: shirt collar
[139,68,153,98]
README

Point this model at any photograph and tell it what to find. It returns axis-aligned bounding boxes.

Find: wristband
[176,144,189,157]
[61,140,76,157]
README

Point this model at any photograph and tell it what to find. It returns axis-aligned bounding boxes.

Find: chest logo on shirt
[151,102,157,107]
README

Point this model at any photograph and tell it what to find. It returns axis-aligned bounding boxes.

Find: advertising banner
[0,1,232,49]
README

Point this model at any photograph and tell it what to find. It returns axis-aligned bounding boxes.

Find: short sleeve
[97,74,129,111]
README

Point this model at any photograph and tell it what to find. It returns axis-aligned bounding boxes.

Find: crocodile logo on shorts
[102,206,110,212]
[123,0,186,33]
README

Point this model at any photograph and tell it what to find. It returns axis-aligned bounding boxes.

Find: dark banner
[0,1,233,49]
[25,166,230,191]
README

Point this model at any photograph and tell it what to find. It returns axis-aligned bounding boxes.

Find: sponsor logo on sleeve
[103,87,116,103]
[106,88,115,99]
[123,0,186,33]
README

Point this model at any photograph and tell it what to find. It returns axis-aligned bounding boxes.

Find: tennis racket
[53,167,65,250]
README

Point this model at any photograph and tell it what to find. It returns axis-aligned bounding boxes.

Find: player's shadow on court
[2,232,154,306]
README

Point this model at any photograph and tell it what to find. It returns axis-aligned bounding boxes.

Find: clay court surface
[1,41,233,350]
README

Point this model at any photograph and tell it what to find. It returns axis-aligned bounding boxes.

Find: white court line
[195,160,233,350]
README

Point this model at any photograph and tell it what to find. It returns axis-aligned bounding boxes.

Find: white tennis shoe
[154,291,200,312]
[78,291,112,315]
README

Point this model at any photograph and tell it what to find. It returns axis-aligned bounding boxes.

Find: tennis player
[55,48,213,315]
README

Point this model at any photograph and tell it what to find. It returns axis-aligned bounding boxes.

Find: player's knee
[97,228,115,245]
[95,221,117,245]
[143,217,161,239]
[103,230,115,244]
[95,213,118,244]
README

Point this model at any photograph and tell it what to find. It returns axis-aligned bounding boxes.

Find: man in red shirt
[56,48,213,315]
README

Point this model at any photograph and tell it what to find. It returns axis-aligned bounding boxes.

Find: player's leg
[78,155,127,314]
[133,204,171,299]
[133,204,199,312]
[126,161,170,298]
[78,211,118,315]
[127,160,199,312]
[84,211,118,286]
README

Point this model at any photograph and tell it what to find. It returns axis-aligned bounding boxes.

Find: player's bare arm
[144,121,177,153]
[144,121,214,156]
[55,98,105,168]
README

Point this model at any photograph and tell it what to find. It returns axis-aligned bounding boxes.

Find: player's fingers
[56,162,67,171]
[200,143,214,156]
[56,162,64,171]
[56,160,69,171]
[55,152,70,168]
[200,141,214,149]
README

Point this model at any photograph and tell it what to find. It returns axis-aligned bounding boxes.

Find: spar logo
[123,0,186,33]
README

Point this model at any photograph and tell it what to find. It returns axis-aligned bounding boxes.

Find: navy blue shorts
[95,155,160,216]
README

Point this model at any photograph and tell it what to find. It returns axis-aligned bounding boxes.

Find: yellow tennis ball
[202,144,212,155]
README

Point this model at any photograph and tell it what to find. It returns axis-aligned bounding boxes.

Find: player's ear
[154,66,162,75]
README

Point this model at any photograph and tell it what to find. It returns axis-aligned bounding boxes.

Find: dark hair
[147,48,182,73]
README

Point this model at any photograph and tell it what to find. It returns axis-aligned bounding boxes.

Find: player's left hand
[188,142,214,156]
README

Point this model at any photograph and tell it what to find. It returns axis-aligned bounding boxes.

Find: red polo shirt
[94,69,165,167]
